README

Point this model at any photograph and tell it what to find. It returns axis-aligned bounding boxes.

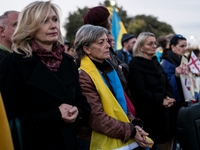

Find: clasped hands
[163,96,176,108]
[59,103,79,123]
[133,126,153,148]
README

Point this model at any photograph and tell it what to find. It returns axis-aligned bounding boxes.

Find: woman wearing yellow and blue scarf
[74,24,153,150]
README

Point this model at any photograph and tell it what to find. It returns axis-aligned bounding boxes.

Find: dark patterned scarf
[30,40,64,73]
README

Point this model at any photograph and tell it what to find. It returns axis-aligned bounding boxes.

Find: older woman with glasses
[127,32,175,150]
[75,25,153,150]
[161,34,187,150]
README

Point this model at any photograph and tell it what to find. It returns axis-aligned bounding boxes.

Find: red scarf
[31,40,65,73]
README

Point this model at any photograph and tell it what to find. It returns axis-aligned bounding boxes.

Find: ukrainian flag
[156,49,163,63]
[0,92,14,150]
[111,6,127,51]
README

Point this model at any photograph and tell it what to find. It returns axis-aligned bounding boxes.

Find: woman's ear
[139,45,144,52]
[171,45,175,52]
[83,46,91,55]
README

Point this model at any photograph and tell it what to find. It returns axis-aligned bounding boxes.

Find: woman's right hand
[59,103,79,123]
[163,96,176,108]
[133,126,153,148]
[175,66,182,77]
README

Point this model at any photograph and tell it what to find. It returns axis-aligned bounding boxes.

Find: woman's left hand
[59,104,79,123]
[64,106,79,123]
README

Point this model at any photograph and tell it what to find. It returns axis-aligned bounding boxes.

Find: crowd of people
[0,1,199,150]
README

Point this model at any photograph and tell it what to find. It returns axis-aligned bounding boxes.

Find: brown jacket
[78,60,141,144]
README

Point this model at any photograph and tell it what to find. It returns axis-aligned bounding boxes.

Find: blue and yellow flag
[156,49,163,63]
[111,6,127,51]
[0,92,14,150]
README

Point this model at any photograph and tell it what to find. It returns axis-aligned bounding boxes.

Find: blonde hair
[133,32,155,57]
[12,1,63,57]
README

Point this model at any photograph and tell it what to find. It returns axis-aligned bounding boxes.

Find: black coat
[127,56,173,144]
[0,48,10,63]
[0,52,91,150]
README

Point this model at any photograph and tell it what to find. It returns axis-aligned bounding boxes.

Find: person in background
[165,34,174,48]
[161,34,187,150]
[156,34,174,63]
[83,6,128,87]
[0,10,19,62]
[115,33,136,65]
[0,1,91,150]
[127,32,175,150]
[66,41,76,59]
[75,24,153,150]
[108,33,115,50]
[64,41,76,63]
[156,36,168,63]
[63,36,70,51]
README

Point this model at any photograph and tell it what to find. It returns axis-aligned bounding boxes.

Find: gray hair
[133,32,155,57]
[74,24,108,60]
[0,10,19,27]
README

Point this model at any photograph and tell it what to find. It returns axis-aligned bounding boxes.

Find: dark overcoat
[0,48,10,63]
[127,56,173,144]
[0,51,91,150]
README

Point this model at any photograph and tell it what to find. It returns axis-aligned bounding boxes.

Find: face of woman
[172,39,187,57]
[84,33,110,63]
[107,16,112,31]
[34,8,60,50]
[66,48,76,58]
[108,34,115,50]
[140,36,157,59]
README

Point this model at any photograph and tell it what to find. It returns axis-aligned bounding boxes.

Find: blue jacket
[162,59,181,102]
[115,49,133,65]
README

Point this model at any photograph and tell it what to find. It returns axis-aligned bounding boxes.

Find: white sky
[1,0,200,47]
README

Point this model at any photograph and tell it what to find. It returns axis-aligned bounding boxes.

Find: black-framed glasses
[171,34,185,44]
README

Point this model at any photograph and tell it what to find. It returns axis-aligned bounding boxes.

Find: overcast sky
[1,0,199,47]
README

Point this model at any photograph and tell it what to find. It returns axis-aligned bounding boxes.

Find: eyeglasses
[144,41,157,47]
[171,34,185,44]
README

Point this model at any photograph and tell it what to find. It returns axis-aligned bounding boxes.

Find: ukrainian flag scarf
[80,56,138,150]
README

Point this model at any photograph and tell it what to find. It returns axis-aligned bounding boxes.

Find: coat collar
[164,50,182,66]
[12,51,38,62]
[129,56,164,75]
[13,51,77,103]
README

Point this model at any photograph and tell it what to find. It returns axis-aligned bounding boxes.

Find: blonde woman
[127,32,175,150]
[0,1,91,150]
